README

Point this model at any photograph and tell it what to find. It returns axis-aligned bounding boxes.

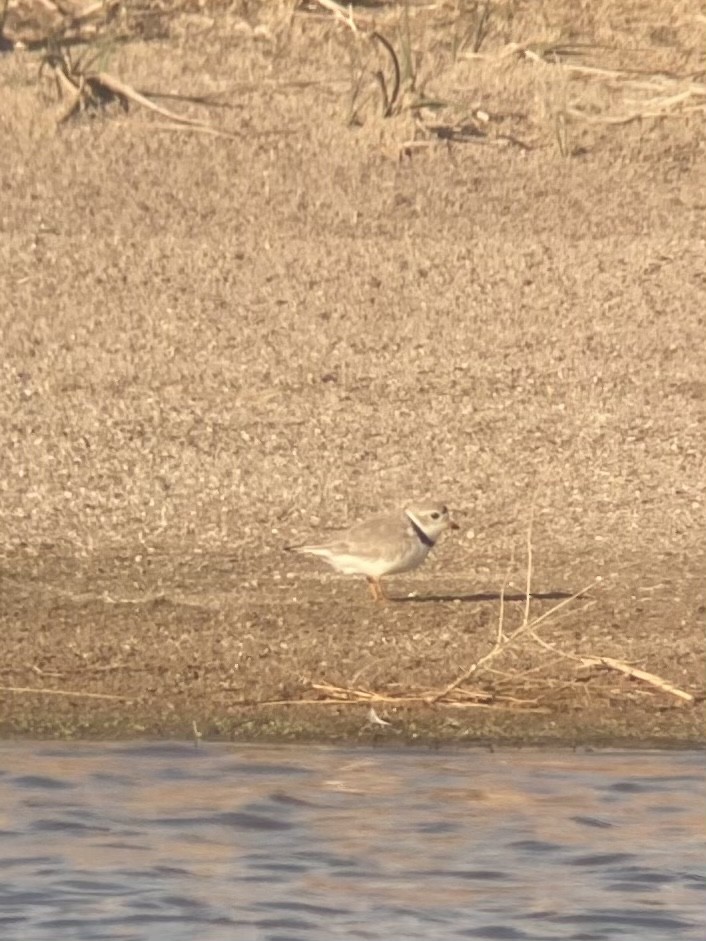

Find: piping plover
[285,503,459,601]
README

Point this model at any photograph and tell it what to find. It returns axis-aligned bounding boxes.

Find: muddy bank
[1,546,703,744]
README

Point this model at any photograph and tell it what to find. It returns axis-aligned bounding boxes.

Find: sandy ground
[0,1,704,743]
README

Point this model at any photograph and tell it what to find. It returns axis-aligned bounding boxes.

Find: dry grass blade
[441,701,551,712]
[93,72,230,131]
[569,101,706,127]
[519,42,601,64]
[0,685,130,701]
[314,0,358,33]
[255,692,547,712]
[371,30,401,116]
[314,0,404,119]
[522,502,534,628]
[297,678,549,712]
[134,121,242,139]
[578,657,695,703]
[311,682,400,703]
[251,698,360,706]
[39,38,228,132]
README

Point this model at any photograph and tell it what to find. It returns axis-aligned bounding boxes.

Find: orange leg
[366,577,386,603]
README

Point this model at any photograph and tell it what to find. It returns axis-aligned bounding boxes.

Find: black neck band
[407,514,435,548]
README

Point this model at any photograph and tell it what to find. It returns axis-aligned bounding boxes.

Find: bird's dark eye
[431,511,441,520]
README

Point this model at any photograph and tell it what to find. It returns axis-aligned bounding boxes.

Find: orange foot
[366,577,387,603]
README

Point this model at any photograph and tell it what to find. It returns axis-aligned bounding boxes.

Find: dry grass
[4,0,704,147]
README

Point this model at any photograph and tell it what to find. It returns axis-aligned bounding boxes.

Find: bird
[284,503,459,601]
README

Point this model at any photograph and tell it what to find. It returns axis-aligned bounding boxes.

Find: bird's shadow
[392,590,576,604]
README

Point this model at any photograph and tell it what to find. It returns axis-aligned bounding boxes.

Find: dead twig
[578,657,695,703]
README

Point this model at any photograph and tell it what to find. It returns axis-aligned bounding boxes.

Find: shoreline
[2,694,703,748]
[2,548,703,747]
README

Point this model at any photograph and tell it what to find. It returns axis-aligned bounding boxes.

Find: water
[0,744,703,940]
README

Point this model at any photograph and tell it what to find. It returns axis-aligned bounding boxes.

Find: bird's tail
[284,544,327,556]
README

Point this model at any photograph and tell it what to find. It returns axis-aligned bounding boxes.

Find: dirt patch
[0,1,704,743]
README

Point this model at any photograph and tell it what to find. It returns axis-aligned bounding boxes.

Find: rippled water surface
[0,743,703,940]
